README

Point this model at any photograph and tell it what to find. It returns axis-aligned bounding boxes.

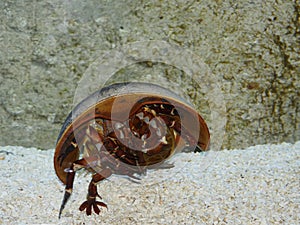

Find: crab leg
[58,162,76,218]
[58,157,112,218]
[79,168,112,216]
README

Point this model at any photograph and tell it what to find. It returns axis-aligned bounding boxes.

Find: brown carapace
[54,82,210,218]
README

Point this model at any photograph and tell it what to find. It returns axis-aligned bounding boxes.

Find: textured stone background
[0,0,299,149]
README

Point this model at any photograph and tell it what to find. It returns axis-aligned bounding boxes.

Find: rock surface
[0,0,299,149]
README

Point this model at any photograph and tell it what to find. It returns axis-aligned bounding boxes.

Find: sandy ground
[0,141,299,225]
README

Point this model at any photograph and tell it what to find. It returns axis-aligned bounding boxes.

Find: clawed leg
[58,162,76,218]
[79,168,112,216]
[58,157,112,218]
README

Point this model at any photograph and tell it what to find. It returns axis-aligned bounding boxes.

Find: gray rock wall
[0,0,299,149]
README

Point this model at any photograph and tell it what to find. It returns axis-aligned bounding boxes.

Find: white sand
[0,142,299,225]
